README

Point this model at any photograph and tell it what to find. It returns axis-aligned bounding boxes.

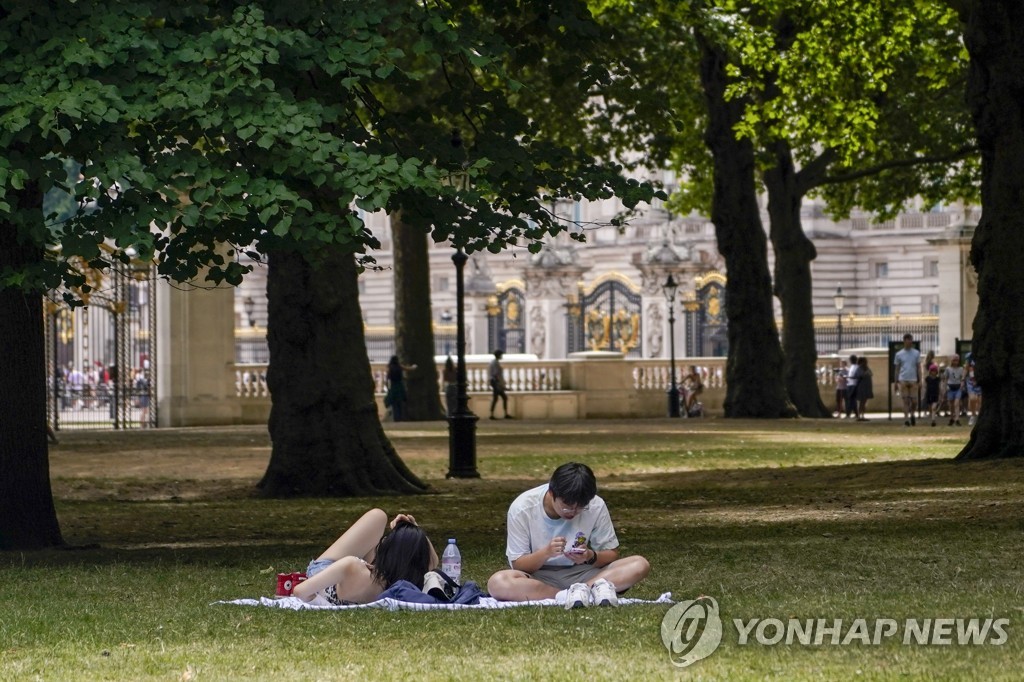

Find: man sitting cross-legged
[487,462,650,609]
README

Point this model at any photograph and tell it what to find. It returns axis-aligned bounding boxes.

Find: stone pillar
[930,222,978,355]
[156,280,241,426]
[466,292,493,356]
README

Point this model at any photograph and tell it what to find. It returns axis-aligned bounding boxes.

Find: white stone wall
[233,196,977,360]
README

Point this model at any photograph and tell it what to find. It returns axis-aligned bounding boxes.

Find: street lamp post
[447,248,480,478]
[664,274,681,418]
[440,309,453,355]
[833,285,846,353]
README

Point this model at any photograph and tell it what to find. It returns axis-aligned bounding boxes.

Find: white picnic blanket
[216,592,674,612]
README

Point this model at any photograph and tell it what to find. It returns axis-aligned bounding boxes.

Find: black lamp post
[440,309,453,355]
[447,249,480,478]
[833,285,846,353]
[664,274,681,418]
[446,129,480,478]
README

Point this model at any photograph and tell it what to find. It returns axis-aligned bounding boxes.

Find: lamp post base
[446,412,480,478]
[668,387,681,418]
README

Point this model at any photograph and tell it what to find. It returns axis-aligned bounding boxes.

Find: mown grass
[2,418,1022,681]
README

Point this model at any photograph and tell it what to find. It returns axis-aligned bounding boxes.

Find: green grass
[2,418,1022,680]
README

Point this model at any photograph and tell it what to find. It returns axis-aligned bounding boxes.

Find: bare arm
[510,535,570,574]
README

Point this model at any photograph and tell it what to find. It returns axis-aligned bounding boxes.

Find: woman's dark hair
[371,522,434,589]
[548,462,597,507]
[387,356,402,382]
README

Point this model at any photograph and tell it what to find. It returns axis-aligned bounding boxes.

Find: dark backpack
[377,572,487,606]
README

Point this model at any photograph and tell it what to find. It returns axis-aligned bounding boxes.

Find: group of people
[834,333,982,426]
[386,349,512,422]
[293,462,651,609]
[834,355,875,420]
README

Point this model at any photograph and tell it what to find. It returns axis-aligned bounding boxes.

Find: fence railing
[235,353,905,400]
[811,315,939,356]
[239,316,941,367]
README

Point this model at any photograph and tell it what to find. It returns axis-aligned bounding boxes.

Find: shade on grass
[2,419,1021,680]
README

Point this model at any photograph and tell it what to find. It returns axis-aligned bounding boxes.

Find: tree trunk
[764,141,832,418]
[0,185,65,550]
[957,0,1024,460]
[391,210,444,421]
[698,37,796,418]
[258,247,428,495]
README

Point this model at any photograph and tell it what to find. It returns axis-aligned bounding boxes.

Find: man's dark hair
[548,462,597,507]
[904,333,913,341]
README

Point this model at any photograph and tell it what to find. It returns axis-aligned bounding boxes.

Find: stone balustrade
[233,351,899,422]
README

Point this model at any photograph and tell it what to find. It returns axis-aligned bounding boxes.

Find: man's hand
[563,548,592,565]
[546,535,568,557]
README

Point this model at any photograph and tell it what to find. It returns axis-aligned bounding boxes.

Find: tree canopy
[2,1,654,296]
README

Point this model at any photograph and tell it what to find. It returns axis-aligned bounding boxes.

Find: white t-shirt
[505,484,619,567]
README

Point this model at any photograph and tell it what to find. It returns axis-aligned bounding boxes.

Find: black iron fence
[813,315,941,355]
[45,259,157,431]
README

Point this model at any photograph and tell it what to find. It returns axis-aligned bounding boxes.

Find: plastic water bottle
[441,538,462,584]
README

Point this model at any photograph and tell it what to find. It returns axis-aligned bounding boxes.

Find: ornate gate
[487,283,526,354]
[44,256,158,431]
[686,272,728,357]
[567,275,643,357]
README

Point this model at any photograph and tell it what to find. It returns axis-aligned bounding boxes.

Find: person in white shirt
[844,355,861,419]
[894,334,922,426]
[487,462,650,608]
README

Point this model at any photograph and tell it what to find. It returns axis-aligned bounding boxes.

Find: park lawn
[1,418,1022,681]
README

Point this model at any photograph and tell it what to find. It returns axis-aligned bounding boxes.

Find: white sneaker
[563,582,593,609]
[590,578,619,607]
[969,416,976,426]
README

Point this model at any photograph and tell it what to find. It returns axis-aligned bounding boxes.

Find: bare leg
[588,556,651,591]
[291,509,388,604]
[317,508,388,563]
[487,555,652,602]
[293,555,381,603]
[487,570,560,601]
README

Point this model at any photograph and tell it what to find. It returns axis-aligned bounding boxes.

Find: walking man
[894,333,922,426]
[489,349,511,419]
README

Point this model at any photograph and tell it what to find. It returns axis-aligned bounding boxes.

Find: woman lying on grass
[292,509,438,605]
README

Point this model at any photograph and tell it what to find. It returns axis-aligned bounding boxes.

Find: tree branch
[819,145,979,186]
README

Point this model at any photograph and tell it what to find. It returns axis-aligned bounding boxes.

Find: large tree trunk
[956,0,1024,460]
[0,185,65,549]
[391,210,444,421]
[258,247,427,495]
[764,141,831,418]
[698,36,797,418]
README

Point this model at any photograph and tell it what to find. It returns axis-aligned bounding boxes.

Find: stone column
[156,280,241,426]
[523,246,590,359]
[929,217,978,355]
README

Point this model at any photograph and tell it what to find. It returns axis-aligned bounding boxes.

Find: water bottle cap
[448,538,456,543]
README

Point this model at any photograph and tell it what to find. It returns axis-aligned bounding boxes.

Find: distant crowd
[833,333,980,426]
